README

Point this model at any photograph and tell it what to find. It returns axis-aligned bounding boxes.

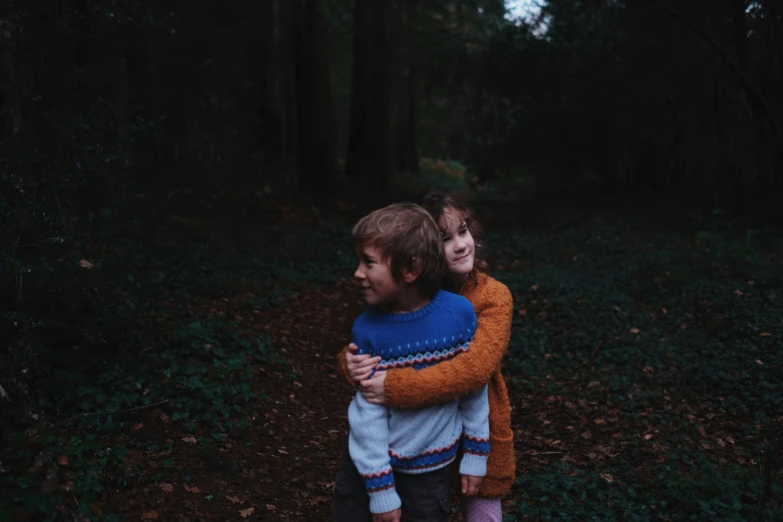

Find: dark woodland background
[1,0,783,520]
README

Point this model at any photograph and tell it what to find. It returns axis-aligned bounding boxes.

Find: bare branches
[645,0,781,144]
[41,399,170,432]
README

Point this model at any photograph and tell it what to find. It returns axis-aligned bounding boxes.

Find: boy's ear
[402,257,422,283]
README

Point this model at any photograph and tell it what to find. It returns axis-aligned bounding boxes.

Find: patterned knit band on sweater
[348,290,491,514]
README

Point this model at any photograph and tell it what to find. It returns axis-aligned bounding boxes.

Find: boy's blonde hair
[352,203,446,296]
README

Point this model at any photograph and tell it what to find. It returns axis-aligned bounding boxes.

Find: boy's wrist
[459,453,488,478]
[369,488,402,515]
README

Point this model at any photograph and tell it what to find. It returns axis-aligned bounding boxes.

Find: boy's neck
[444,271,470,293]
[381,286,432,314]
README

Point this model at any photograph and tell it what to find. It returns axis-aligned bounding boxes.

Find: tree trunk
[294,0,336,198]
[346,0,392,204]
[53,0,77,159]
[111,25,131,164]
[1,4,22,143]
[390,0,419,174]
[257,0,298,193]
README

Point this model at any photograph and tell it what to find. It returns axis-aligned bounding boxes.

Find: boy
[332,203,490,522]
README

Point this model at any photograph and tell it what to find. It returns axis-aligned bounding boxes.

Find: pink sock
[460,496,502,522]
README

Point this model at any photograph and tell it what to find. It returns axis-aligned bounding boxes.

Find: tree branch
[645,0,781,143]
[42,399,169,431]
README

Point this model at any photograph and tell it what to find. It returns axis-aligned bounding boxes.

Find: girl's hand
[461,474,484,496]
[359,372,387,405]
[346,343,381,383]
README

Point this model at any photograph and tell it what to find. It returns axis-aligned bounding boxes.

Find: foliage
[490,213,783,521]
[0,137,355,516]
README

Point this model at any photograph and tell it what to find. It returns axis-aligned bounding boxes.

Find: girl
[339,191,515,522]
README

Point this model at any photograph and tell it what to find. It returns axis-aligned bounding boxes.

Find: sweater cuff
[459,453,488,477]
[369,488,402,515]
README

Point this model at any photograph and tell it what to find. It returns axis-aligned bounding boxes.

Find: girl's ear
[402,257,422,283]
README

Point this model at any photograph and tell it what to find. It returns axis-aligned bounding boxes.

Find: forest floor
[2,190,783,521]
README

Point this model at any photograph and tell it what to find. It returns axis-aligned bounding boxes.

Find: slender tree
[346,0,392,203]
[295,0,337,198]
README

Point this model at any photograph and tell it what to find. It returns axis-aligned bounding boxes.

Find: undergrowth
[1,183,355,519]
[2,155,782,521]
[492,215,783,521]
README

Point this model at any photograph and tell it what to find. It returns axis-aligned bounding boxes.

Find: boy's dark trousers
[332,445,452,522]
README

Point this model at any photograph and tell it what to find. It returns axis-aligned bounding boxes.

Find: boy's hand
[360,372,387,405]
[461,474,484,496]
[372,508,401,522]
[346,343,381,382]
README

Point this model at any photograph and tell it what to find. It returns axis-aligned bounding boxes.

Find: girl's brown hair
[421,190,489,276]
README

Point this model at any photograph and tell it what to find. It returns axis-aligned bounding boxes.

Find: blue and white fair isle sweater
[348,290,490,514]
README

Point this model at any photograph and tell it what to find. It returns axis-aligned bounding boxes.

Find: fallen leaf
[698,427,707,438]
[226,495,242,504]
[278,449,288,455]
[644,433,654,440]
[89,502,102,515]
[241,507,256,517]
[79,259,94,269]
[58,455,69,465]
[159,483,173,493]
[629,327,640,334]
[760,332,771,337]
[184,484,201,493]
[587,381,601,388]
[132,422,144,431]
[581,431,592,439]
[181,436,197,444]
[142,511,159,520]
[600,473,614,483]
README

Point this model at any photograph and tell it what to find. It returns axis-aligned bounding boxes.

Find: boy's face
[354,245,402,310]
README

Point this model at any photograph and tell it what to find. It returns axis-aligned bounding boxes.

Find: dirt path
[95,281,362,521]
[251,280,363,520]
[254,281,526,520]
[100,278,525,521]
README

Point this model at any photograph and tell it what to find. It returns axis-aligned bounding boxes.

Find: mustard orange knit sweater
[338,271,515,497]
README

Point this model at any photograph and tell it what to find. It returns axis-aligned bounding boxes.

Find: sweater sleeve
[348,393,400,514]
[457,384,490,477]
[384,281,513,409]
[336,345,354,387]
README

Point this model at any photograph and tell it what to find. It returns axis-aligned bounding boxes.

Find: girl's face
[440,209,475,280]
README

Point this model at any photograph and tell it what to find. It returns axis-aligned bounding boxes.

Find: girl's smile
[440,210,475,280]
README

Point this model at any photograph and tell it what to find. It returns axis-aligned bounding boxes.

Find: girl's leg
[460,496,502,522]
